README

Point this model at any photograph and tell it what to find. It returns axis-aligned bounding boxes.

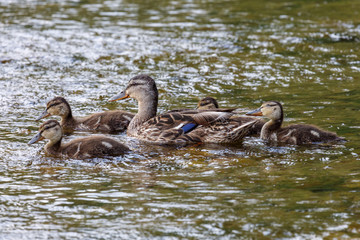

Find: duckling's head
[36,97,72,120]
[28,120,63,144]
[197,97,219,110]
[247,101,283,121]
[108,74,158,103]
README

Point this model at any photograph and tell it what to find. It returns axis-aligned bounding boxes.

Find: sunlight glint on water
[1,0,360,239]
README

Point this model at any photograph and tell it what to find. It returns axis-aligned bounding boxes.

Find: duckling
[167,97,220,113]
[196,97,219,110]
[37,97,134,133]
[28,120,129,159]
[246,101,345,145]
[197,97,265,136]
[108,74,256,145]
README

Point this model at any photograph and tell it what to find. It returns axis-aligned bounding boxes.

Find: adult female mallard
[37,97,134,133]
[108,75,256,145]
[28,120,129,159]
[197,97,264,136]
[246,101,345,145]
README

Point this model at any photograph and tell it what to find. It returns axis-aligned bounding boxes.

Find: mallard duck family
[29,74,345,159]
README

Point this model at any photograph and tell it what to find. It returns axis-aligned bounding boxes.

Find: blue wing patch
[181,123,198,133]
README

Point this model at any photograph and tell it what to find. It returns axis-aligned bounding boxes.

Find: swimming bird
[28,120,129,159]
[196,97,219,110]
[108,74,256,145]
[37,97,134,133]
[246,101,345,145]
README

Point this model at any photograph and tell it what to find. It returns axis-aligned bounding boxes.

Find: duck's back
[230,116,265,136]
[185,119,256,144]
[130,109,256,144]
[130,111,203,143]
[278,124,344,145]
[61,136,129,159]
[77,110,135,133]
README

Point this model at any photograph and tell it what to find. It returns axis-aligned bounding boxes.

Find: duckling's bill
[246,108,263,116]
[108,91,129,102]
[36,110,50,121]
[28,132,44,144]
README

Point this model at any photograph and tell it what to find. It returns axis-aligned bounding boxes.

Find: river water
[1,0,360,239]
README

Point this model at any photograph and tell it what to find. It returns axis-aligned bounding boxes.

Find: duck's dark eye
[267,103,277,107]
[47,102,61,110]
[44,124,57,130]
[127,83,141,89]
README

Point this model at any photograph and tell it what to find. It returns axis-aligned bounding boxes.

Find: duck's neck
[44,138,62,156]
[261,119,282,140]
[128,95,158,133]
[61,115,74,125]
[60,110,76,127]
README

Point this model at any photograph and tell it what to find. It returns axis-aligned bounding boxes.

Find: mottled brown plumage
[28,120,129,159]
[246,101,345,145]
[108,75,256,145]
[197,97,265,136]
[37,97,134,133]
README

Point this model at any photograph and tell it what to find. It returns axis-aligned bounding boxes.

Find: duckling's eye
[47,102,60,109]
[44,124,57,130]
[267,104,277,107]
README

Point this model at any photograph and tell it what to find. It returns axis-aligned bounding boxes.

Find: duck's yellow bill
[36,110,50,121]
[28,132,44,144]
[246,108,263,116]
[108,92,129,102]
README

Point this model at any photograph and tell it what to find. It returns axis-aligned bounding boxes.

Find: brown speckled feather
[77,110,134,133]
[229,116,265,136]
[197,97,264,136]
[130,110,256,145]
[277,124,343,145]
[61,136,129,159]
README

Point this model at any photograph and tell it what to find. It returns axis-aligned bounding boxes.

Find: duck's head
[246,101,283,121]
[197,97,219,110]
[28,120,63,144]
[109,75,158,103]
[36,97,71,120]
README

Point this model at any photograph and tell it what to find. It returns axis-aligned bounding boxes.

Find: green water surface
[0,0,360,239]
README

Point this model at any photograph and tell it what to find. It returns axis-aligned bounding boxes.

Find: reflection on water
[1,0,360,239]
